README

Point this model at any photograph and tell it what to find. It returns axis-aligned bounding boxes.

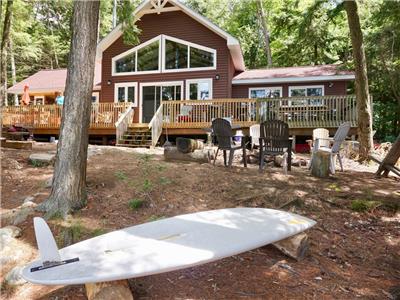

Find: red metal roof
[8,63,102,94]
[233,64,354,81]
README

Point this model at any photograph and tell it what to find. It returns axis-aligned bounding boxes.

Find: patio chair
[309,122,351,174]
[249,124,260,150]
[259,120,291,171]
[306,128,330,150]
[211,118,247,168]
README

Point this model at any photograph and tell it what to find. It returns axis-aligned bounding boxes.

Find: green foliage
[350,199,382,212]
[128,198,144,210]
[142,179,153,193]
[147,215,165,222]
[118,0,142,46]
[91,228,108,237]
[159,176,172,185]
[115,170,128,181]
[328,183,341,192]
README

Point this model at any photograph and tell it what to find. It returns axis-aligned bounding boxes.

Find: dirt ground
[1,143,399,300]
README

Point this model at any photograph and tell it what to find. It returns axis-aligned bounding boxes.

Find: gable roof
[96,0,245,71]
[8,63,102,94]
[232,64,355,84]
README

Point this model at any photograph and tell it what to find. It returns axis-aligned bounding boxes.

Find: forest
[0,0,399,141]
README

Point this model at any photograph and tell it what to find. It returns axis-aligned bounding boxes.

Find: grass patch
[115,171,128,181]
[328,183,341,192]
[48,211,64,220]
[159,176,172,185]
[91,228,108,237]
[156,164,167,172]
[30,160,46,167]
[350,200,382,212]
[139,154,153,163]
[142,179,153,193]
[128,198,144,210]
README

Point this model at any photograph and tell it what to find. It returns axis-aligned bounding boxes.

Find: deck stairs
[116,125,152,148]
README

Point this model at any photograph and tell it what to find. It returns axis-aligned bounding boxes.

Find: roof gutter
[232,75,356,85]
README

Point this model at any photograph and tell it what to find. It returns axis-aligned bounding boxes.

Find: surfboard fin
[34,217,61,266]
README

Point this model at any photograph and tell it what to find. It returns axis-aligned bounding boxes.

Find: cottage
[4,0,356,147]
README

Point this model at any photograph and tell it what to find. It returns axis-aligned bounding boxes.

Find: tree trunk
[112,0,117,28]
[344,0,373,162]
[257,0,272,67]
[0,0,13,106]
[39,0,100,218]
[9,38,18,105]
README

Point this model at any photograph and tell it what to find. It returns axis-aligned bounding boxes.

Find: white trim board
[185,78,213,100]
[96,0,245,71]
[114,82,138,106]
[232,75,355,85]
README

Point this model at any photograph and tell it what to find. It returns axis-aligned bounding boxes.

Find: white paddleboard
[22,208,316,285]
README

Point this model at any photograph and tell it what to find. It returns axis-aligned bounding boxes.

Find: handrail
[115,104,134,144]
[148,103,164,147]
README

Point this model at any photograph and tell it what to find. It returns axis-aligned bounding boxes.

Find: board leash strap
[30,257,79,272]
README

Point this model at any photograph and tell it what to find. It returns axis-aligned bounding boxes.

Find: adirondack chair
[259,120,291,171]
[306,128,330,150]
[371,134,400,177]
[249,124,260,150]
[211,118,247,167]
[310,122,351,174]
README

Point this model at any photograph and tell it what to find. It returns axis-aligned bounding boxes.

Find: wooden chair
[371,134,400,177]
[310,122,351,174]
[211,118,247,168]
[259,120,291,171]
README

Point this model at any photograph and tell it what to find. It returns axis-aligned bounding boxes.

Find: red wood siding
[232,81,348,98]
[101,10,233,122]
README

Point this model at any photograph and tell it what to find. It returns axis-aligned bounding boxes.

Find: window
[112,35,216,76]
[165,39,188,70]
[249,87,282,99]
[34,96,45,105]
[114,82,137,106]
[289,85,324,106]
[137,40,159,71]
[190,47,214,68]
[91,92,100,103]
[186,79,213,100]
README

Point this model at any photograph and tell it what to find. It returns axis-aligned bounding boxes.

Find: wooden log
[164,146,211,163]
[85,280,133,300]
[311,150,331,177]
[176,137,204,153]
[272,232,310,261]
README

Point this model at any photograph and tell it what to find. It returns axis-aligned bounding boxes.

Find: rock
[45,177,53,188]
[4,266,27,286]
[21,201,37,208]
[23,196,35,203]
[0,226,22,239]
[272,233,310,261]
[1,206,34,226]
[29,153,56,166]
[314,276,323,281]
[85,280,133,300]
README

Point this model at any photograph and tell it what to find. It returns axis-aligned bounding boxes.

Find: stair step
[116,143,152,148]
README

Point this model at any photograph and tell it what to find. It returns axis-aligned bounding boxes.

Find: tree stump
[176,138,204,153]
[272,232,310,261]
[311,150,331,178]
[85,280,133,300]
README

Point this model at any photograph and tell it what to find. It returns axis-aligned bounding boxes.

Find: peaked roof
[8,63,102,94]
[232,64,355,84]
[96,0,245,71]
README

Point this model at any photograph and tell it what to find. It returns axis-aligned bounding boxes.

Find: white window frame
[34,95,45,105]
[112,34,217,76]
[288,85,325,106]
[112,36,162,76]
[114,82,138,106]
[139,81,184,123]
[185,78,213,100]
[162,35,217,73]
[91,92,100,103]
[248,87,282,98]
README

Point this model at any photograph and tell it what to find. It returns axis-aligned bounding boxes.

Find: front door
[141,82,183,123]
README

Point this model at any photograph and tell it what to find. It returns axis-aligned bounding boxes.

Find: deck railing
[149,104,164,147]
[115,104,134,143]
[2,103,132,129]
[162,95,357,129]
[162,99,257,128]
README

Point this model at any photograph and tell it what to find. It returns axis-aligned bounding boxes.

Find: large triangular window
[112,35,216,76]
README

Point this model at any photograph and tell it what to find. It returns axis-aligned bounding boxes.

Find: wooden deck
[2,95,358,141]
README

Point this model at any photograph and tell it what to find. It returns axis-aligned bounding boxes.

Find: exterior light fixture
[328,82,334,88]
[215,74,220,80]
[107,80,112,85]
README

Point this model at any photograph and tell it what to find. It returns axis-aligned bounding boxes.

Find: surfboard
[22,208,316,285]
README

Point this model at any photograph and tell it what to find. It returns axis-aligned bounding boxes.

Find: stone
[0,226,22,239]
[29,153,56,166]
[272,233,310,261]
[4,266,27,286]
[23,196,35,203]
[21,201,37,208]
[85,280,133,300]
[45,177,53,188]
[3,140,33,150]
[1,206,34,226]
